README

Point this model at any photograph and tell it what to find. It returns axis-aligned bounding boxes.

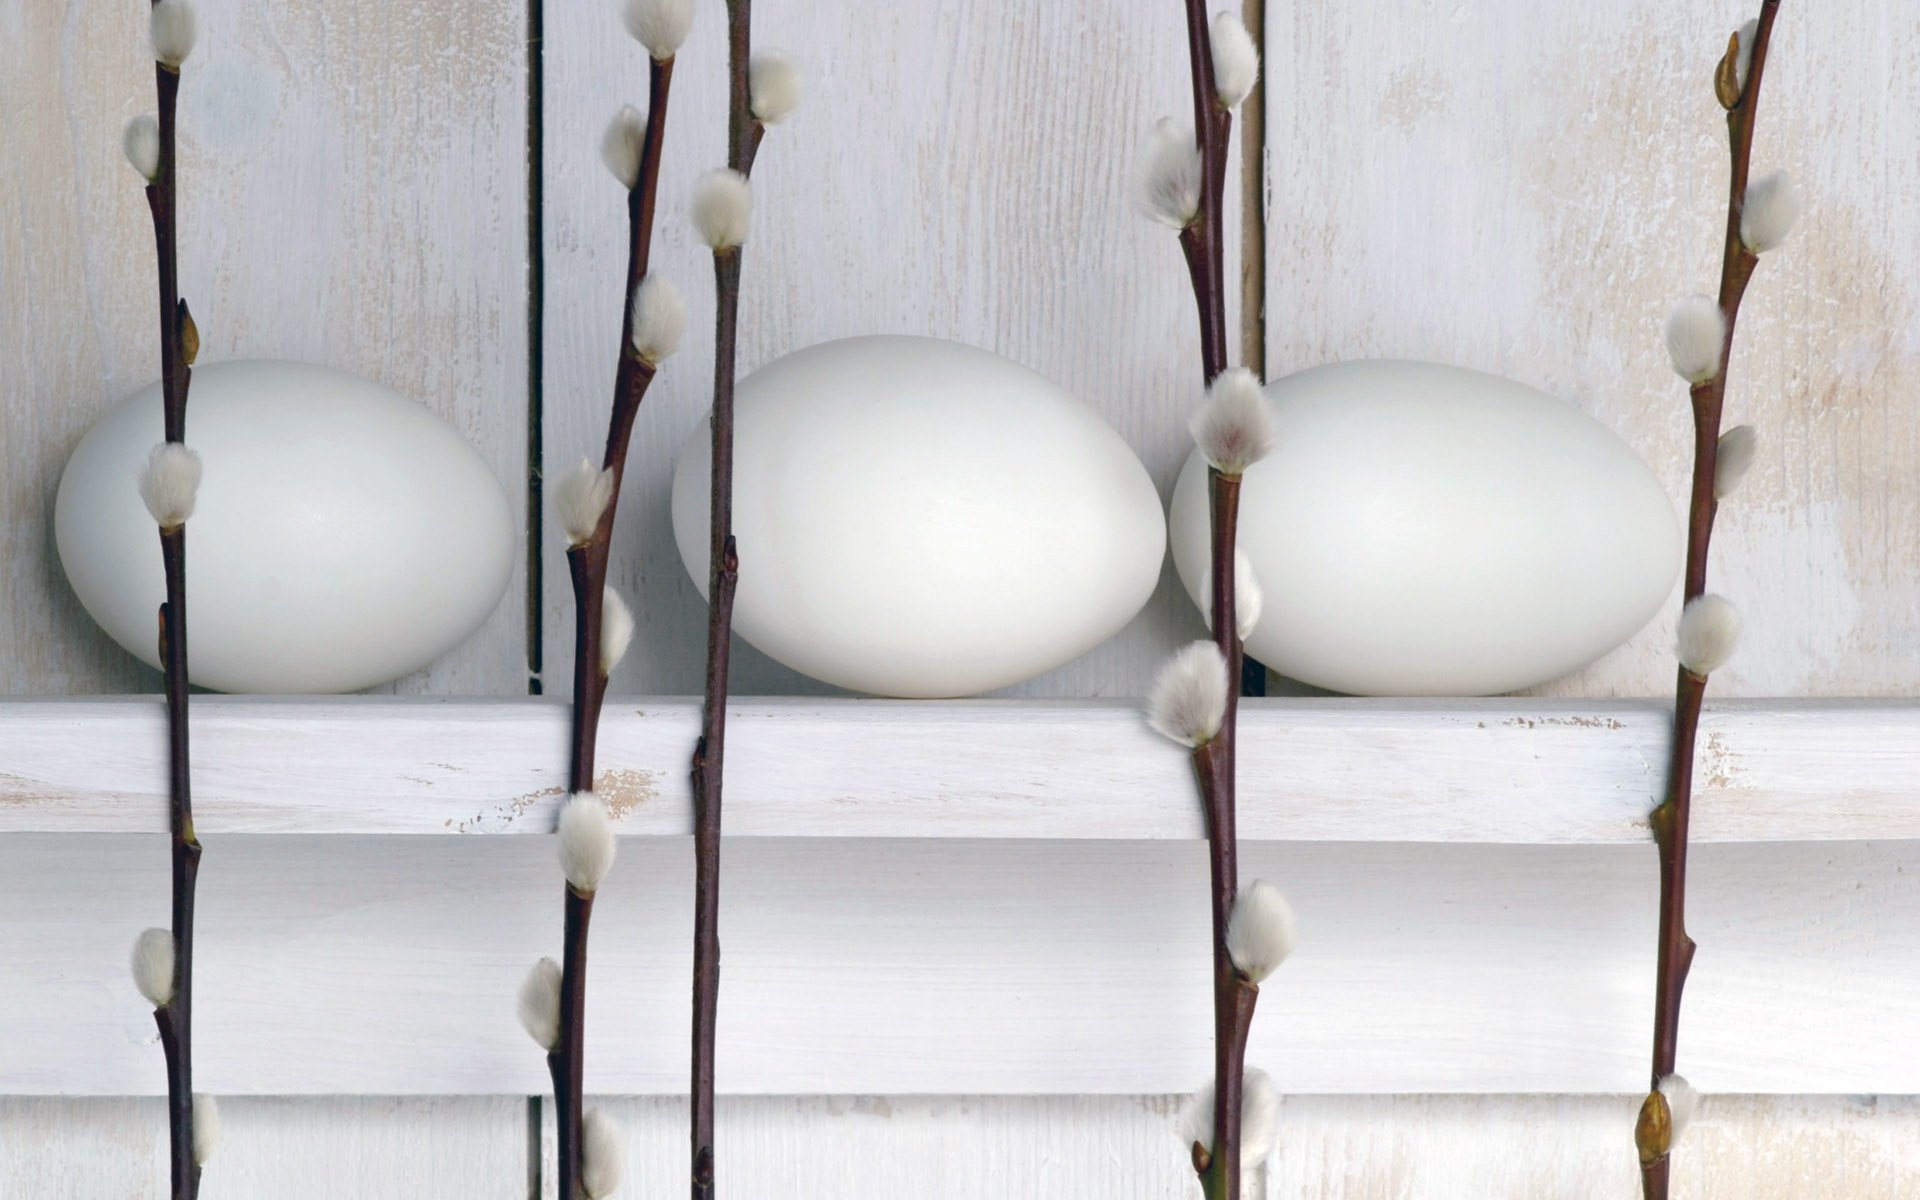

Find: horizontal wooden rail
[2,696,1916,842]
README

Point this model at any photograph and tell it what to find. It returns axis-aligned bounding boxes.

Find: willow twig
[688,9,798,1194]
[1636,5,1791,1195]
[126,3,206,1195]
[529,8,690,1195]
[691,8,753,1191]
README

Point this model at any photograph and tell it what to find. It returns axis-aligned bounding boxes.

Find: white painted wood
[5,835,1915,1096]
[0,1096,531,1198]
[540,0,1242,702]
[11,1093,1911,1199]
[4,696,1916,843]
[1264,1,1920,700]
[0,0,529,698]
[555,1094,1920,1200]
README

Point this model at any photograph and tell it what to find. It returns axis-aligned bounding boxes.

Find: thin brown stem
[1175,3,1259,1192]
[691,248,742,1200]
[551,50,680,1199]
[554,888,594,1200]
[688,4,759,1193]
[1181,0,1233,382]
[144,14,200,1194]
[1640,5,1781,1196]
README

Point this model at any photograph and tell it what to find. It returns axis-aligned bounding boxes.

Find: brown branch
[1180,0,1232,383]
[1640,5,1781,1196]
[689,5,763,1193]
[552,51,680,1200]
[1173,3,1263,1194]
[552,888,594,1200]
[690,245,743,1200]
[143,15,201,1195]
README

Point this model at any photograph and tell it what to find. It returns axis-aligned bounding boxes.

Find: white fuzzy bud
[1178,1068,1282,1175]
[123,116,160,182]
[581,1108,626,1199]
[1225,880,1296,984]
[554,457,614,547]
[1714,425,1758,500]
[138,442,202,529]
[1134,118,1202,229]
[1677,594,1741,677]
[517,957,562,1052]
[192,1094,220,1165]
[1234,548,1261,642]
[558,791,617,893]
[1658,1074,1700,1146]
[749,52,802,125]
[1204,548,1264,642]
[1741,170,1803,254]
[600,586,634,676]
[1210,12,1259,109]
[600,104,648,190]
[131,927,175,1008]
[1734,19,1758,95]
[150,0,198,67]
[623,0,693,61]
[690,169,752,251]
[1664,295,1726,384]
[1147,641,1229,748]
[1191,368,1276,475]
[630,274,687,365]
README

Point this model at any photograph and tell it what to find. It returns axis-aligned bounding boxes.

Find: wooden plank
[8,1093,1909,1198]
[4,836,1914,1096]
[0,1096,530,1198]
[3,696,1916,843]
[550,1094,1920,1200]
[539,0,1243,702]
[1263,1,1920,700]
[0,0,529,697]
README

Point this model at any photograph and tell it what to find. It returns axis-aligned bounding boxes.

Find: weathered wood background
[2,0,1914,1195]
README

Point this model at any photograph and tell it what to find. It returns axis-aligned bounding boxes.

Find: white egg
[1169,360,1681,696]
[55,360,515,693]
[671,336,1165,697]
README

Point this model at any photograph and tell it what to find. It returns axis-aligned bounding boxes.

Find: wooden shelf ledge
[2,696,1915,843]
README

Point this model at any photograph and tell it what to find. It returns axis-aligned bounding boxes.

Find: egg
[55,360,515,693]
[671,336,1165,697]
[1169,360,1681,696]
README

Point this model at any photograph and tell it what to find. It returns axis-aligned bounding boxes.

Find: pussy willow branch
[1640,5,1780,1198]
[1176,5,1259,1197]
[688,6,759,1196]
[553,54,678,1200]
[144,28,202,1200]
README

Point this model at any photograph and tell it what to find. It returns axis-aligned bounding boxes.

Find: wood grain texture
[7,696,1920,844]
[0,1096,531,1199]
[8,1093,1913,1199]
[540,0,1243,702]
[1263,1,1920,700]
[0,0,530,698]
[6,835,1915,1096]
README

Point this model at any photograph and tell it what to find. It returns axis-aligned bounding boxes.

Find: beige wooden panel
[541,0,1244,700]
[1264,2,1920,699]
[0,1096,530,1199]
[0,0,530,697]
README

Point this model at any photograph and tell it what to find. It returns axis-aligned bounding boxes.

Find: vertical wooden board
[1263,3,1920,699]
[0,1096,531,1199]
[542,1,1244,702]
[0,0,530,697]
